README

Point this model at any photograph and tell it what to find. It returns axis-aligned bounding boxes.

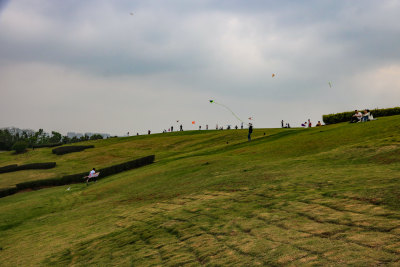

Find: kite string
[214,102,245,123]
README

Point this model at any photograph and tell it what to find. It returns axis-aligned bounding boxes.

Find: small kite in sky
[272,74,275,78]
[130,12,134,15]
[192,121,195,124]
[248,117,253,120]
[328,82,332,88]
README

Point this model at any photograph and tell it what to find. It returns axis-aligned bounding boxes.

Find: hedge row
[322,107,400,124]
[33,143,63,149]
[52,145,94,155]
[0,187,18,198]
[15,155,155,191]
[0,162,56,174]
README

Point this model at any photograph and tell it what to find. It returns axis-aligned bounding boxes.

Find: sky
[1,0,400,135]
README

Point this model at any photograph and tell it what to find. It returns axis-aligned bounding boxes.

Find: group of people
[281,120,291,128]
[350,109,374,123]
[300,119,322,128]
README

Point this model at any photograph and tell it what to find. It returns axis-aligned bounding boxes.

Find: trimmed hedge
[0,162,56,174]
[323,107,400,124]
[15,155,155,191]
[0,187,18,198]
[0,164,18,173]
[52,145,94,155]
[33,143,63,149]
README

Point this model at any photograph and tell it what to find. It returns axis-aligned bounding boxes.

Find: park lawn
[0,116,400,265]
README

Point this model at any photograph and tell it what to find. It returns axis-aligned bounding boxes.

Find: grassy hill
[1,116,400,266]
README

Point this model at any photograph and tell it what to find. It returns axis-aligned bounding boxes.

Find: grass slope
[1,116,400,266]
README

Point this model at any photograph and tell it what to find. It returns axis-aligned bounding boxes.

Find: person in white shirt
[85,168,98,185]
[351,110,362,123]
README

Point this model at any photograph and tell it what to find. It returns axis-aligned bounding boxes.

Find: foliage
[0,128,107,151]
[14,155,154,191]
[11,141,28,153]
[0,162,56,174]
[323,106,400,124]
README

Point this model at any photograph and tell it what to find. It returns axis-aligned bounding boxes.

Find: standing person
[281,120,284,128]
[235,125,238,129]
[171,126,173,132]
[308,119,312,128]
[199,125,201,130]
[206,124,208,130]
[180,124,183,131]
[216,124,218,130]
[248,123,253,141]
[148,130,151,135]
[241,122,243,129]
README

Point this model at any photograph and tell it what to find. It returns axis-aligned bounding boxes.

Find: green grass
[1,116,400,266]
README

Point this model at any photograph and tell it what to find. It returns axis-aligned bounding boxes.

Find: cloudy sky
[1,0,400,135]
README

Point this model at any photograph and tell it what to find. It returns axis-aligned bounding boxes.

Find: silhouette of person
[248,123,253,141]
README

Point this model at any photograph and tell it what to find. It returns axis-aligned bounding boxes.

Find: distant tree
[61,135,70,144]
[49,131,62,143]
[90,134,103,140]
[71,136,79,143]
[0,129,14,150]
[12,141,28,153]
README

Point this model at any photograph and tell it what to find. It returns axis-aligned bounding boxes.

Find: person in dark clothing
[281,120,284,128]
[171,126,173,132]
[248,123,253,141]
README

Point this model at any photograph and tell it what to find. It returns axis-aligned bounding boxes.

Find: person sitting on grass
[362,109,370,122]
[316,121,322,126]
[84,168,99,185]
[350,110,362,123]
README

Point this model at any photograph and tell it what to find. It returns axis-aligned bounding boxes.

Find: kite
[272,74,275,78]
[209,99,245,123]
[248,117,253,120]
[130,12,134,15]
[192,121,195,124]
[328,82,332,88]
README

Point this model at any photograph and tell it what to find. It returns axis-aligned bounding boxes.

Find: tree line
[0,128,104,152]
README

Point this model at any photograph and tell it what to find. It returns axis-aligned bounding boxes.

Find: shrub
[323,107,400,124]
[0,164,18,174]
[0,187,18,198]
[0,162,56,174]
[52,145,95,155]
[12,141,28,153]
[14,155,155,191]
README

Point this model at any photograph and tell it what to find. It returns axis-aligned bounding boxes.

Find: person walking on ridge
[248,123,253,141]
